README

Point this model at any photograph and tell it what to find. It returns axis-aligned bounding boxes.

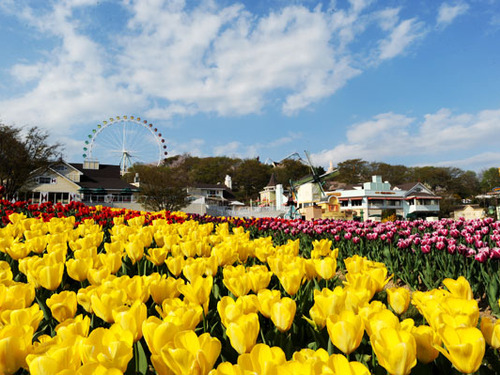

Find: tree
[0,124,62,197]
[273,159,311,188]
[368,162,410,186]
[232,159,272,201]
[126,165,188,211]
[336,159,370,184]
[480,167,500,192]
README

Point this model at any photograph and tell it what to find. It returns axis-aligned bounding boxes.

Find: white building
[26,160,139,206]
[334,176,440,220]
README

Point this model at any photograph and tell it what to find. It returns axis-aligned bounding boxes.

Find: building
[27,160,139,207]
[334,176,441,221]
[185,175,236,207]
[259,174,287,209]
[453,204,486,220]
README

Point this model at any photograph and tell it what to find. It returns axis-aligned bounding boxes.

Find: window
[53,165,66,172]
[37,176,54,184]
[351,199,362,206]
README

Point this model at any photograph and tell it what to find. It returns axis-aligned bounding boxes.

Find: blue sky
[1,0,499,173]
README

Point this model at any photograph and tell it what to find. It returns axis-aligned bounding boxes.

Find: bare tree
[0,124,62,198]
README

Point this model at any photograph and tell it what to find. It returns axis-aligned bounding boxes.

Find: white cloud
[168,138,206,157]
[378,18,427,60]
[311,107,500,171]
[437,2,469,28]
[212,132,302,159]
[0,0,434,136]
[213,141,244,158]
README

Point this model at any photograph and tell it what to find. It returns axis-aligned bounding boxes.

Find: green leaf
[135,340,149,375]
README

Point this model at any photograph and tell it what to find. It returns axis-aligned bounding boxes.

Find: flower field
[1,200,500,374]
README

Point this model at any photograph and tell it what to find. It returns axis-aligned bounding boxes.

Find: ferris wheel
[82,115,168,174]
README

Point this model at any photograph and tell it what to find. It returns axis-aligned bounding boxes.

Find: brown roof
[266,173,277,187]
[70,163,138,191]
[394,182,419,191]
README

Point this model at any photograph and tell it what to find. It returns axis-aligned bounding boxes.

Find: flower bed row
[3,200,500,313]
[0,201,500,374]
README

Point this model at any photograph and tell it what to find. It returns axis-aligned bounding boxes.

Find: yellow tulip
[165,256,185,277]
[178,275,213,314]
[386,287,411,315]
[6,241,31,260]
[25,236,48,255]
[142,316,184,362]
[326,310,365,355]
[343,273,378,301]
[90,289,127,323]
[429,296,479,329]
[80,325,133,372]
[247,265,272,293]
[411,325,440,364]
[125,240,144,264]
[0,261,13,283]
[183,258,208,282]
[149,275,184,304]
[98,252,122,274]
[66,257,93,282]
[27,336,82,374]
[218,296,244,328]
[292,347,330,364]
[236,295,258,315]
[372,327,417,375]
[155,298,203,330]
[0,324,34,374]
[442,276,473,300]
[311,239,333,258]
[160,330,221,375]
[146,247,168,266]
[46,291,78,323]
[257,289,282,319]
[226,313,260,354]
[434,325,485,374]
[480,317,500,349]
[276,267,304,296]
[237,344,286,374]
[36,262,64,291]
[76,285,98,313]
[223,274,251,297]
[364,309,400,339]
[208,362,244,375]
[112,301,147,342]
[121,275,150,303]
[1,304,43,332]
[313,256,337,280]
[55,315,91,341]
[270,297,296,332]
[309,286,347,329]
[327,354,370,375]
[87,265,112,285]
[344,255,369,274]
[76,363,124,375]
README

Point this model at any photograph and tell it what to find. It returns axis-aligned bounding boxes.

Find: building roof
[192,183,231,190]
[189,183,236,200]
[394,182,419,191]
[266,173,277,187]
[70,163,138,191]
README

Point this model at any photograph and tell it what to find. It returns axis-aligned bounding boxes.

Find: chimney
[225,175,232,190]
[83,159,99,170]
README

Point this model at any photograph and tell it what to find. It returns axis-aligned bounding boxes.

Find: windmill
[284,151,339,219]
